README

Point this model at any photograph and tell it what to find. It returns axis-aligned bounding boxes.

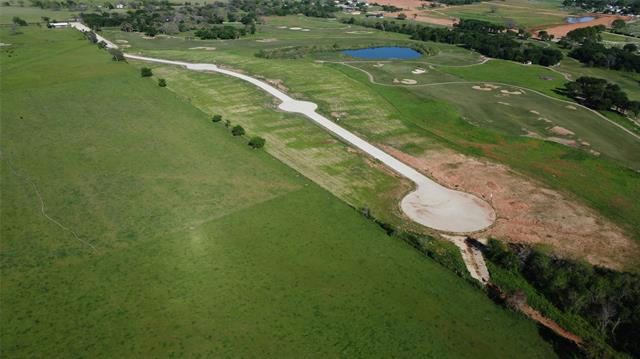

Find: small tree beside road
[140,67,153,77]
[231,125,245,136]
[248,136,265,149]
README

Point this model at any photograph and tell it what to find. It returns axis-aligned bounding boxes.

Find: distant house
[115,3,125,9]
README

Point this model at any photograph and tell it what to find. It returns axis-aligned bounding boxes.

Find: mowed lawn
[0,28,557,357]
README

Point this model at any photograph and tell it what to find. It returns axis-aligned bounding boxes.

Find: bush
[108,48,126,62]
[211,114,222,123]
[158,78,167,87]
[140,67,152,77]
[12,16,27,26]
[231,125,245,136]
[248,136,265,149]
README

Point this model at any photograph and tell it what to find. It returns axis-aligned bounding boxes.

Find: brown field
[540,14,631,38]
[371,0,458,26]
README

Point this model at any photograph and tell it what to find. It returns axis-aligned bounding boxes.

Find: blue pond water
[342,47,422,59]
[565,16,596,24]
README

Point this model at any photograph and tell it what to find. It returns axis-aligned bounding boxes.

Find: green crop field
[1,27,561,357]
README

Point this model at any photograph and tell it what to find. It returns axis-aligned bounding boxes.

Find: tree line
[560,25,640,72]
[341,18,564,66]
[486,239,640,358]
[560,76,640,116]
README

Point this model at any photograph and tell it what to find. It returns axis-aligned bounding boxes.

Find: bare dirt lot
[372,0,457,26]
[541,15,631,38]
[384,146,640,270]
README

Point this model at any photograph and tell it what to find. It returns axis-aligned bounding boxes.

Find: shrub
[231,125,245,136]
[140,67,152,77]
[248,136,265,149]
[211,114,222,123]
[12,16,27,26]
[158,78,167,87]
[108,48,126,62]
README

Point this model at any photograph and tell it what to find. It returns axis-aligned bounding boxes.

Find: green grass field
[1,27,561,357]
[425,0,573,29]
[0,6,80,24]
[100,16,640,258]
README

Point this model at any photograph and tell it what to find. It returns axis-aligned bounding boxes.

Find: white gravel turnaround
[124,54,496,233]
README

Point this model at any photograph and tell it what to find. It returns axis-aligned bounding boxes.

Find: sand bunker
[373,63,385,68]
[484,84,500,89]
[277,26,287,29]
[115,39,129,44]
[141,35,155,39]
[301,29,310,32]
[189,46,216,50]
[547,137,577,146]
[472,85,493,91]
[529,110,540,115]
[345,30,373,34]
[0,42,11,47]
[411,68,426,74]
[289,27,302,30]
[401,79,417,84]
[549,126,574,136]
[119,44,131,48]
[498,102,511,106]
[565,105,577,110]
[501,89,523,95]
[256,38,277,43]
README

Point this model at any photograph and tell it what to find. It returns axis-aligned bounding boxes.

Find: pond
[342,47,422,60]
[565,16,596,24]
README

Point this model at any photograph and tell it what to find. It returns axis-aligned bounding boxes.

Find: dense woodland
[342,18,564,66]
[486,239,640,357]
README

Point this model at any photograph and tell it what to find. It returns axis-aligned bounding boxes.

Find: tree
[612,19,626,31]
[212,114,222,123]
[224,119,231,127]
[397,13,407,20]
[12,16,28,26]
[231,125,245,136]
[538,30,553,41]
[158,78,167,87]
[623,43,637,53]
[248,136,265,149]
[140,67,152,77]
[108,48,126,61]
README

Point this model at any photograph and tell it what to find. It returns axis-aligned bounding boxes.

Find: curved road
[70,23,495,232]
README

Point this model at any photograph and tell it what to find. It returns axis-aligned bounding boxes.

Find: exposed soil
[549,126,574,136]
[541,15,631,38]
[383,146,640,270]
[372,0,458,26]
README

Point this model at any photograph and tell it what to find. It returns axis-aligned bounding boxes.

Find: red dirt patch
[372,0,458,26]
[540,15,630,38]
[384,146,639,270]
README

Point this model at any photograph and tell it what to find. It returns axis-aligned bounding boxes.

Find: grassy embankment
[1,27,560,357]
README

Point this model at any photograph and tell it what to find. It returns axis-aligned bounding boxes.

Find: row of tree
[561,0,640,14]
[341,18,564,66]
[485,239,640,357]
[211,114,265,149]
[570,41,639,72]
[561,76,640,116]
[194,24,252,39]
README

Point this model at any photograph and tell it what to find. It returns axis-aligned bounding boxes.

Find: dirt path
[122,54,495,233]
[443,235,490,284]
